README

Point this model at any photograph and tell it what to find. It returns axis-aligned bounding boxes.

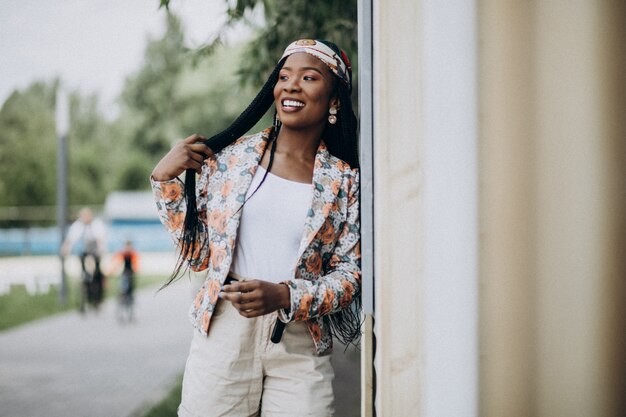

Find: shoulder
[322,152,360,187]
[204,128,271,175]
[219,128,272,156]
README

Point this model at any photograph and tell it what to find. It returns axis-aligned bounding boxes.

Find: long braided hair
[167,40,361,346]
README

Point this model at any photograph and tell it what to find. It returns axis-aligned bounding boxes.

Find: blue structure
[0,191,173,256]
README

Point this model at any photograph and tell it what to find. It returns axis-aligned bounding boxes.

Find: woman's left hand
[219,280,291,318]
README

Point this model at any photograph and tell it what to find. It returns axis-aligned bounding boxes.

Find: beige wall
[478,2,536,415]
[479,1,626,416]
[371,0,625,416]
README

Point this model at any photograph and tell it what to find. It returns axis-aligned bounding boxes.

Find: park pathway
[0,280,194,417]
[0,253,360,417]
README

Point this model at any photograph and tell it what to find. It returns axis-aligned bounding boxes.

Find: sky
[0,0,240,118]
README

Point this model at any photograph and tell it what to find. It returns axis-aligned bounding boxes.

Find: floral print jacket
[151,128,361,354]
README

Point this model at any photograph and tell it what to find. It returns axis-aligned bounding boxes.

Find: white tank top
[230,165,312,283]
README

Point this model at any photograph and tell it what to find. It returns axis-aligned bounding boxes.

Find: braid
[164,58,287,283]
[202,59,286,153]
[316,40,362,346]
[322,84,359,169]
[321,82,363,348]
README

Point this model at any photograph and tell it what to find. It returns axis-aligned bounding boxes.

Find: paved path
[0,252,360,417]
[0,280,196,417]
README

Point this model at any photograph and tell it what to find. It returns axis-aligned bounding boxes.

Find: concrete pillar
[373,1,479,415]
[373,0,423,413]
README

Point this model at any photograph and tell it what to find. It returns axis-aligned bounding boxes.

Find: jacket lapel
[211,130,270,283]
[227,130,271,222]
[296,142,342,261]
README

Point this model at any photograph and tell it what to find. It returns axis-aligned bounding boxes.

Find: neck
[274,124,323,160]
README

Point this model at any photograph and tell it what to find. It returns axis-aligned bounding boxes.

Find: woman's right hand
[151,134,214,181]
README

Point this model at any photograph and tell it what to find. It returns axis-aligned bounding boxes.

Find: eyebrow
[281,66,327,77]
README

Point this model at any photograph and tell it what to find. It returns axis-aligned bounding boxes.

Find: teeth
[283,100,304,108]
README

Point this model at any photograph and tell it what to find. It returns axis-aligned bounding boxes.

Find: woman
[151,39,360,417]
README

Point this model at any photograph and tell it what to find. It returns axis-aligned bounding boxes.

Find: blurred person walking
[151,39,361,416]
[61,207,107,312]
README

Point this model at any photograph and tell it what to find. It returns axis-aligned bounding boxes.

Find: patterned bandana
[281,39,352,91]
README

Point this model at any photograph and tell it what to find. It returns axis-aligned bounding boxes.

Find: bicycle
[116,270,134,323]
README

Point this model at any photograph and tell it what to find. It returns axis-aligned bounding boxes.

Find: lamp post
[56,87,69,305]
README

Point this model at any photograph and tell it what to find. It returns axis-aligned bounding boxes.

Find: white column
[373,1,422,412]
[420,1,479,415]
[373,0,479,415]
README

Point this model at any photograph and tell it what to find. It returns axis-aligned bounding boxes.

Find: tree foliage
[66,92,113,206]
[120,13,188,158]
[0,81,114,225]
[0,82,58,212]
[0,4,357,224]
[160,0,358,86]
[116,12,268,190]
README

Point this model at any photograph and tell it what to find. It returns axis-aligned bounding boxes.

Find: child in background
[108,240,140,323]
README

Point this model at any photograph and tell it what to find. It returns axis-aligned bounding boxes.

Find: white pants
[178,299,335,417]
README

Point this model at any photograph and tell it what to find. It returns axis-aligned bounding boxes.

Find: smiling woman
[150,39,360,416]
[275,53,338,135]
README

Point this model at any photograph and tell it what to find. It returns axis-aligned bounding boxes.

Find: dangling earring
[328,106,338,125]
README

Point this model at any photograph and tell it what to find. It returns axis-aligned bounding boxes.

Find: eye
[303,75,317,81]
[278,74,289,81]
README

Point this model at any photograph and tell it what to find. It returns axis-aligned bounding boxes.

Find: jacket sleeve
[279,170,361,322]
[150,160,213,271]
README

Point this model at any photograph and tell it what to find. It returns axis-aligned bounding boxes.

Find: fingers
[220,292,265,317]
[152,133,213,180]
[237,308,263,318]
[220,281,269,317]
[183,133,206,144]
[177,139,214,174]
[189,143,214,159]
[183,134,214,155]
[222,281,257,294]
[186,148,205,164]
[219,286,257,304]
[181,137,213,175]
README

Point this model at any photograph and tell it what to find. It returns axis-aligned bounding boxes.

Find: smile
[282,99,305,108]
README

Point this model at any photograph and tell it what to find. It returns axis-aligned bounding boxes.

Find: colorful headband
[281,39,352,90]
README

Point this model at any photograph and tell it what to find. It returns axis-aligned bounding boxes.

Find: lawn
[141,375,183,417]
[0,274,166,331]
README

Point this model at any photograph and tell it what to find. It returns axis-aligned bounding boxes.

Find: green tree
[0,81,119,224]
[159,0,358,86]
[0,9,287,221]
[120,12,188,159]
[66,92,114,206]
[114,13,271,191]
[0,81,58,225]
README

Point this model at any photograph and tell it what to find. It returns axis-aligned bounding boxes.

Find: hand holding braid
[152,134,214,181]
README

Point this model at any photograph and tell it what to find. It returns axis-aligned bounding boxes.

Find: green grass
[0,284,75,331]
[0,274,167,332]
[141,375,183,417]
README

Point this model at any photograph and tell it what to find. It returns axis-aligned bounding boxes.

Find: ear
[329,96,340,109]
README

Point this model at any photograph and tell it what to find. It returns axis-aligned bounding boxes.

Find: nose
[283,77,301,92]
